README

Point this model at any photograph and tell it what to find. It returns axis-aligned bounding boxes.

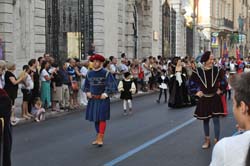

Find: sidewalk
[14,90,156,126]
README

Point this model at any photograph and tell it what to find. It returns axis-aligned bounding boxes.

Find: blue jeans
[203,117,220,139]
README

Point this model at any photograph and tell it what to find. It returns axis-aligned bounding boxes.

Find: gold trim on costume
[212,67,221,87]
[203,93,215,98]
[194,112,225,119]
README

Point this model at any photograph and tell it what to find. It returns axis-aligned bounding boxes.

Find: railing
[219,18,234,30]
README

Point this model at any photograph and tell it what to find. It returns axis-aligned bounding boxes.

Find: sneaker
[35,117,40,122]
[11,117,20,126]
[156,100,160,103]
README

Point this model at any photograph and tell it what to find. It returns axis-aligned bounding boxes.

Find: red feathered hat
[89,54,105,62]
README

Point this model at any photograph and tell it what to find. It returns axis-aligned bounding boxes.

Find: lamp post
[191,13,196,57]
[181,9,186,58]
[133,4,138,59]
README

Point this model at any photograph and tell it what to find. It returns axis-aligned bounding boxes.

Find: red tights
[95,121,106,134]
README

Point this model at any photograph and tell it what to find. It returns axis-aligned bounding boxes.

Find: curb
[15,91,157,126]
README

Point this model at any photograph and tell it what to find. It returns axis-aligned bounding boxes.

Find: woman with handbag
[67,58,80,109]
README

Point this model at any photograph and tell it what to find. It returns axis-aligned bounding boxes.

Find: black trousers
[158,88,167,102]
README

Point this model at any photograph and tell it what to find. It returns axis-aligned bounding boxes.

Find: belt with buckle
[203,93,215,98]
[91,95,102,99]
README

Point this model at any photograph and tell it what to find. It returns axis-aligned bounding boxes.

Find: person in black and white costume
[118,72,136,115]
[156,69,169,103]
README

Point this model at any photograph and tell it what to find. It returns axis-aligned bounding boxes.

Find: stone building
[0,0,46,71]
[0,0,163,72]
[89,0,163,59]
[197,0,250,58]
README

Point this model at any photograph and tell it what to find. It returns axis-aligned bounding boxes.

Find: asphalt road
[12,93,236,166]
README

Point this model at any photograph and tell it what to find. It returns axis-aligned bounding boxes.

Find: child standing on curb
[156,69,169,103]
[118,72,136,115]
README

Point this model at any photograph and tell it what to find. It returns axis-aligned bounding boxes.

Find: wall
[104,0,119,57]
[152,0,162,57]
[0,0,45,71]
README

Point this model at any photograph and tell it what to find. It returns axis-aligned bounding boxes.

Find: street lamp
[181,9,186,57]
[133,4,138,59]
[191,13,197,57]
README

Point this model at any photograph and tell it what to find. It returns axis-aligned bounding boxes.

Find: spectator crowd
[0,50,250,125]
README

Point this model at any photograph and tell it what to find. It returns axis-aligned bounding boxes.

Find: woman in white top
[21,65,34,119]
[210,72,250,166]
[40,61,52,108]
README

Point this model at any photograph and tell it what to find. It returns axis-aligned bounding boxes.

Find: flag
[223,43,228,58]
[236,46,240,60]
[194,0,198,9]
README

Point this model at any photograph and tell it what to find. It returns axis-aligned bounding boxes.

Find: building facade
[93,0,162,59]
[0,0,163,72]
[0,0,46,71]
[197,0,250,58]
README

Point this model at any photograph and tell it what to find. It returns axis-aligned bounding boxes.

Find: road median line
[104,118,196,166]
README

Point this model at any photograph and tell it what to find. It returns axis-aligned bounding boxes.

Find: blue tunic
[83,68,117,122]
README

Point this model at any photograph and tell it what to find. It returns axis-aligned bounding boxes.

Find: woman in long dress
[168,57,189,108]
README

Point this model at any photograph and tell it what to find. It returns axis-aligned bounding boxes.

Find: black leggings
[203,117,220,139]
[158,89,167,102]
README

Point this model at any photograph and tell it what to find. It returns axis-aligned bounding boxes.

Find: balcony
[219,18,234,30]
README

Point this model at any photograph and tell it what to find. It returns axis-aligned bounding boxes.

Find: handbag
[71,81,79,91]
[138,66,144,79]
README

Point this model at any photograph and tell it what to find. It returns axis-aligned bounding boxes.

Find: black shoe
[123,110,128,116]
[156,100,160,103]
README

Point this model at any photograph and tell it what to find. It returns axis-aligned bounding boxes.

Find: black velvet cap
[200,51,211,63]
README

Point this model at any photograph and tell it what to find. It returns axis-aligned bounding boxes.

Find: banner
[211,36,219,48]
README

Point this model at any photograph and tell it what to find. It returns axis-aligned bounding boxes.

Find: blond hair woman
[4,62,25,125]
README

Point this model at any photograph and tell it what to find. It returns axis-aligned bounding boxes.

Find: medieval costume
[83,54,117,147]
[168,63,189,108]
[189,51,227,149]
[118,72,136,115]
[156,69,169,103]
[0,89,12,166]
[190,66,226,119]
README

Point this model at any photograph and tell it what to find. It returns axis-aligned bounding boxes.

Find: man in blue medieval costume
[83,54,117,147]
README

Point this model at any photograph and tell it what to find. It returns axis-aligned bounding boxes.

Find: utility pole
[133,4,138,59]
[192,0,196,57]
